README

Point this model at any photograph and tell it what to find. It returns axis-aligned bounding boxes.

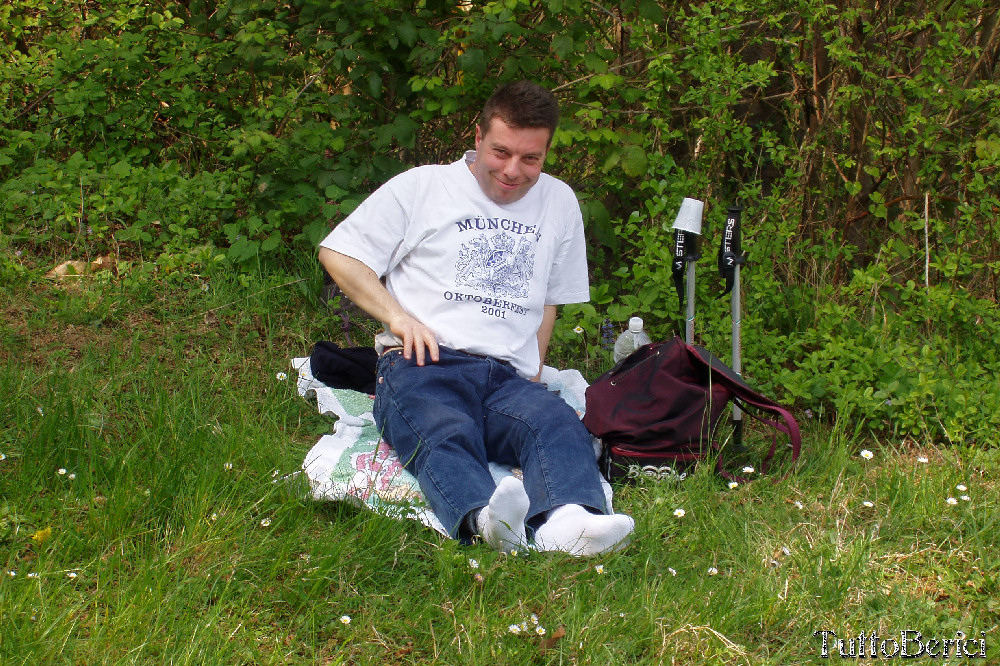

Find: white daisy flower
[594,564,605,574]
[707,566,719,575]
[960,495,971,502]
[224,462,233,470]
[536,626,546,636]
[276,372,288,381]
[668,567,677,576]
[862,501,874,508]
[573,326,585,335]
[260,518,271,527]
[508,624,521,634]
[468,558,479,569]
[860,449,874,460]
[742,466,755,474]
[728,481,739,489]
[57,468,66,475]
[673,508,686,518]
[794,500,804,510]
[917,456,929,463]
[956,484,967,492]
[946,497,958,505]
[340,615,351,625]
[66,572,78,579]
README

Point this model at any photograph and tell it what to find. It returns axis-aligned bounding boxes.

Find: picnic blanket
[293,357,613,536]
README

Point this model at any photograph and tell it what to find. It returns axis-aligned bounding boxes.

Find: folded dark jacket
[310,341,378,394]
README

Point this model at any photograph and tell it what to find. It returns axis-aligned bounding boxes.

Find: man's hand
[387,310,439,366]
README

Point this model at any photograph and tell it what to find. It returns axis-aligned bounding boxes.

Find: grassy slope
[1,259,997,665]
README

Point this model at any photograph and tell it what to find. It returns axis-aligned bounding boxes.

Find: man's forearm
[319,247,401,324]
[319,246,439,365]
[533,304,558,381]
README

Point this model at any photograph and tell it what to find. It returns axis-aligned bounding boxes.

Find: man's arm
[318,247,439,366]
[532,304,558,381]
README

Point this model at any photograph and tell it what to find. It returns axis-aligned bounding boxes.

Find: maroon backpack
[583,336,801,483]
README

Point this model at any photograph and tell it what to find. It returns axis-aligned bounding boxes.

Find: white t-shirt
[320,151,590,377]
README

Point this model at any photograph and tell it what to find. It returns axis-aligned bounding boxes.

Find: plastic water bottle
[613,317,652,363]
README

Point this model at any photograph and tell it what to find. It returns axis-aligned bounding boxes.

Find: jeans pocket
[378,349,402,376]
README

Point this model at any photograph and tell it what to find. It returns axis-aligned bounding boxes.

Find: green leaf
[581,198,619,253]
[620,145,648,178]
[260,231,281,253]
[637,0,665,23]
[584,52,608,74]
[551,34,574,60]
[396,20,418,47]
[367,72,382,99]
[324,184,348,200]
[603,150,621,171]
[457,48,487,76]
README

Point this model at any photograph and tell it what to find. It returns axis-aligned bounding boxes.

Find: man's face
[469,118,551,205]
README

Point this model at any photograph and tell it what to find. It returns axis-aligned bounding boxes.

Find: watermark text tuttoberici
[813,630,987,659]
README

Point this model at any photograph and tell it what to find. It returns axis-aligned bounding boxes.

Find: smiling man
[468,116,549,204]
[318,81,634,556]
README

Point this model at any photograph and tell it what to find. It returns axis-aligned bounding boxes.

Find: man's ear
[474,124,483,150]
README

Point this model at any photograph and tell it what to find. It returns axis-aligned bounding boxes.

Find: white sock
[534,504,634,557]
[476,476,529,554]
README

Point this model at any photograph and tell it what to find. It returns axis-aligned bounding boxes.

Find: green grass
[1,257,998,664]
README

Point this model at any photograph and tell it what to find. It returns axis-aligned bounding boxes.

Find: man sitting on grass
[318,81,633,556]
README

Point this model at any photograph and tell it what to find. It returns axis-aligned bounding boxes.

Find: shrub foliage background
[3,0,999,442]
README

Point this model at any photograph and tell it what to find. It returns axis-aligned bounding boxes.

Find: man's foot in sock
[534,504,634,557]
[477,476,530,554]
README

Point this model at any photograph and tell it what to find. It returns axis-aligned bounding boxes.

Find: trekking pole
[719,206,746,446]
[671,198,704,344]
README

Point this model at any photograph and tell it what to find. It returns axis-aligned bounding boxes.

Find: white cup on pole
[671,197,703,344]
[672,197,704,234]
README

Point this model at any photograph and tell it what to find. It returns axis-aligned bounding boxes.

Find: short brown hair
[478,81,559,142]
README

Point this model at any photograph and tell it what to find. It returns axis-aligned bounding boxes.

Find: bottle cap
[628,317,644,333]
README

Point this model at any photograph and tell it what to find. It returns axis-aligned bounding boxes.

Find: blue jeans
[373,346,608,539]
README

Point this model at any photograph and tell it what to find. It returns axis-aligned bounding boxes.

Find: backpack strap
[689,343,802,480]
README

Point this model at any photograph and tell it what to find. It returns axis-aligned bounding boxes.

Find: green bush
[2,0,998,439]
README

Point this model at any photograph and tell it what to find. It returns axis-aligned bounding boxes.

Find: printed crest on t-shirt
[455,232,536,299]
